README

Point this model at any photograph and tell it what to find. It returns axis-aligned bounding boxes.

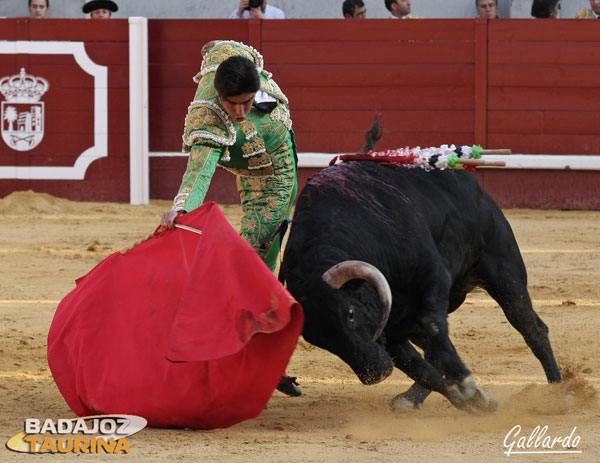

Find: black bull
[280,161,562,412]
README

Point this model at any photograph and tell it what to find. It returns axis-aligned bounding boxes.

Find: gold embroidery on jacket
[240,120,258,140]
[242,138,266,158]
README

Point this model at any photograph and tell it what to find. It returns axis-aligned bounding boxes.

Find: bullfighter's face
[591,0,600,15]
[219,92,256,123]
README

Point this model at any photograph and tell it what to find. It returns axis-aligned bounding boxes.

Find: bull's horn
[322,261,392,342]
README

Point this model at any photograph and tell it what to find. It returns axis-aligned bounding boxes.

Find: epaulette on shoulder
[182,100,236,148]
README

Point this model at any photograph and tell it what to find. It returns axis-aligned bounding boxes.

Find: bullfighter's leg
[477,250,562,383]
[237,135,301,396]
[237,132,298,272]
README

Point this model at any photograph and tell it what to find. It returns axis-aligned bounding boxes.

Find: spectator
[476,0,498,18]
[343,0,367,18]
[29,0,49,18]
[531,0,560,18]
[574,0,600,18]
[385,0,422,19]
[82,0,118,19]
[230,0,285,19]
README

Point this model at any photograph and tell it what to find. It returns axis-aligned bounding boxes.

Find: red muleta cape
[47,202,304,429]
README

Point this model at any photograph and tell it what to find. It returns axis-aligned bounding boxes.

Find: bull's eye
[348,307,356,327]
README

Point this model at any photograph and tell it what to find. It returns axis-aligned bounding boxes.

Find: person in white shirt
[230,0,285,19]
[384,0,422,19]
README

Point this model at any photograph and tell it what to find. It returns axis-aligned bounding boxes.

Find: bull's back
[288,162,512,275]
[298,162,488,231]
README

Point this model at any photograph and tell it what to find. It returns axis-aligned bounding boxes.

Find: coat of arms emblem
[1,68,49,151]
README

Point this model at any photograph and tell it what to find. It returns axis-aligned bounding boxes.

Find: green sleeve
[172,143,222,212]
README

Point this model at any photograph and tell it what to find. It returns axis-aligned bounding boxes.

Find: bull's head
[298,260,394,385]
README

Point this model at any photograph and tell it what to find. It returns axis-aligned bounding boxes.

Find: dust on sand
[1,191,599,462]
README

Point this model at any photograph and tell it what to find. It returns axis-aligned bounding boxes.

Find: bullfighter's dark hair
[343,0,365,17]
[29,0,49,6]
[384,0,397,12]
[530,0,560,18]
[214,56,260,99]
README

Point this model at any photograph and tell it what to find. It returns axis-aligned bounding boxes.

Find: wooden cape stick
[460,159,506,167]
[482,149,512,155]
[120,223,203,254]
[174,223,203,235]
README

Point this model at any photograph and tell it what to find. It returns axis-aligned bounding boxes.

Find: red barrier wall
[1,19,598,208]
[0,19,130,202]
[487,20,600,155]
[148,19,600,209]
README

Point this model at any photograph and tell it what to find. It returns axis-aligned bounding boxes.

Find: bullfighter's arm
[172,101,234,212]
[172,142,222,212]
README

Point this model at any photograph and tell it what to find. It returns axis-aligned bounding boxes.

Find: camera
[244,0,263,10]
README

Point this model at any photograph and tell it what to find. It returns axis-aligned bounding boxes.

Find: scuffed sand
[1,191,599,462]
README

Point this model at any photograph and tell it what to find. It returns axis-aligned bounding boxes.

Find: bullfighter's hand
[160,210,179,230]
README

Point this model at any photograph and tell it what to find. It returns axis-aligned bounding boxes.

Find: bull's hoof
[446,375,497,413]
[390,393,423,411]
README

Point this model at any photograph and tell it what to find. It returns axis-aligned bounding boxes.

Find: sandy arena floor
[0,191,598,462]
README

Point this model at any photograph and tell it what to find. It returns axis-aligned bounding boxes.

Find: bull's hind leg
[477,249,562,383]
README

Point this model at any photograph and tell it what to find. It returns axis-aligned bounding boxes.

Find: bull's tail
[362,113,383,152]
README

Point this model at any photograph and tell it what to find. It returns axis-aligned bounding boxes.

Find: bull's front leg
[389,338,497,413]
[418,313,498,413]
[388,340,448,409]
[390,381,431,410]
